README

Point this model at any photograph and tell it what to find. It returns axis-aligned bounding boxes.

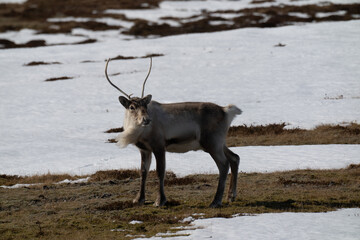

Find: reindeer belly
[165,137,202,153]
[164,128,202,153]
[163,118,202,153]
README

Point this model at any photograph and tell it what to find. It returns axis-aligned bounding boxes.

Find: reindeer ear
[119,96,130,108]
[142,94,152,105]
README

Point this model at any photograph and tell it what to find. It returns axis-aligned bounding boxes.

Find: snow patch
[316,10,347,18]
[56,177,90,184]
[0,183,38,189]
[0,177,90,189]
[129,220,144,225]
[181,216,195,223]
[136,208,360,240]
[1,21,360,176]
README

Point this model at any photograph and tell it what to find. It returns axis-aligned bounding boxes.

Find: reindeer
[105,57,242,207]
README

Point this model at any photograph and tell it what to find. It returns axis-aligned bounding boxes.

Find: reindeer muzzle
[142,117,151,126]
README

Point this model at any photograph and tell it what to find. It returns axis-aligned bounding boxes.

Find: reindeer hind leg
[224,146,240,202]
[207,146,230,208]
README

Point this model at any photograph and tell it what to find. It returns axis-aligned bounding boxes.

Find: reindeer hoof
[227,196,236,203]
[133,197,145,206]
[154,197,167,207]
[209,201,222,208]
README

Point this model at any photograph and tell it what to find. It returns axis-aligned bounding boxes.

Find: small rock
[101,193,112,199]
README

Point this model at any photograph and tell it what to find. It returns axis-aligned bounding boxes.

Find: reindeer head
[119,95,152,127]
[105,58,153,128]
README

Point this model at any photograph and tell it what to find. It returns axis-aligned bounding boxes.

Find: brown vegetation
[124,3,360,37]
[0,38,96,49]
[0,0,359,47]
[0,0,159,32]
[0,173,80,186]
[106,123,360,146]
[227,122,360,146]
[45,76,73,82]
[0,39,46,49]
[24,61,62,66]
[1,165,359,239]
[111,53,164,61]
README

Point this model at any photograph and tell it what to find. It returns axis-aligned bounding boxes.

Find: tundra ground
[1,164,360,239]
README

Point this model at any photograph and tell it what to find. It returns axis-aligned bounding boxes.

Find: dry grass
[106,123,360,146]
[0,173,82,186]
[1,165,359,239]
[24,61,62,66]
[90,169,140,182]
[111,53,164,61]
[45,76,73,82]
[226,123,360,146]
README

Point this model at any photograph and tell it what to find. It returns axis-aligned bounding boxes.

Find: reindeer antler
[105,58,132,99]
[105,57,153,99]
[141,57,152,98]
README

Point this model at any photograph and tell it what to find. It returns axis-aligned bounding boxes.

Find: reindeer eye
[129,106,135,111]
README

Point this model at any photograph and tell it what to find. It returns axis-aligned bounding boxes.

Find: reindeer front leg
[133,149,152,205]
[153,148,167,207]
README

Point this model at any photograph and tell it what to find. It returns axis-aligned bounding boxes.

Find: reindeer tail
[224,104,242,126]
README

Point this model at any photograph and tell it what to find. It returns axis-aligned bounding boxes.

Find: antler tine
[141,57,152,98]
[105,58,131,99]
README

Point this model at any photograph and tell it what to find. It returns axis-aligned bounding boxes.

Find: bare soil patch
[24,61,62,66]
[0,37,97,49]
[124,3,360,37]
[45,76,73,82]
[251,0,276,4]
[0,39,46,49]
[1,165,359,239]
[0,0,159,35]
[0,0,359,48]
[111,53,164,61]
